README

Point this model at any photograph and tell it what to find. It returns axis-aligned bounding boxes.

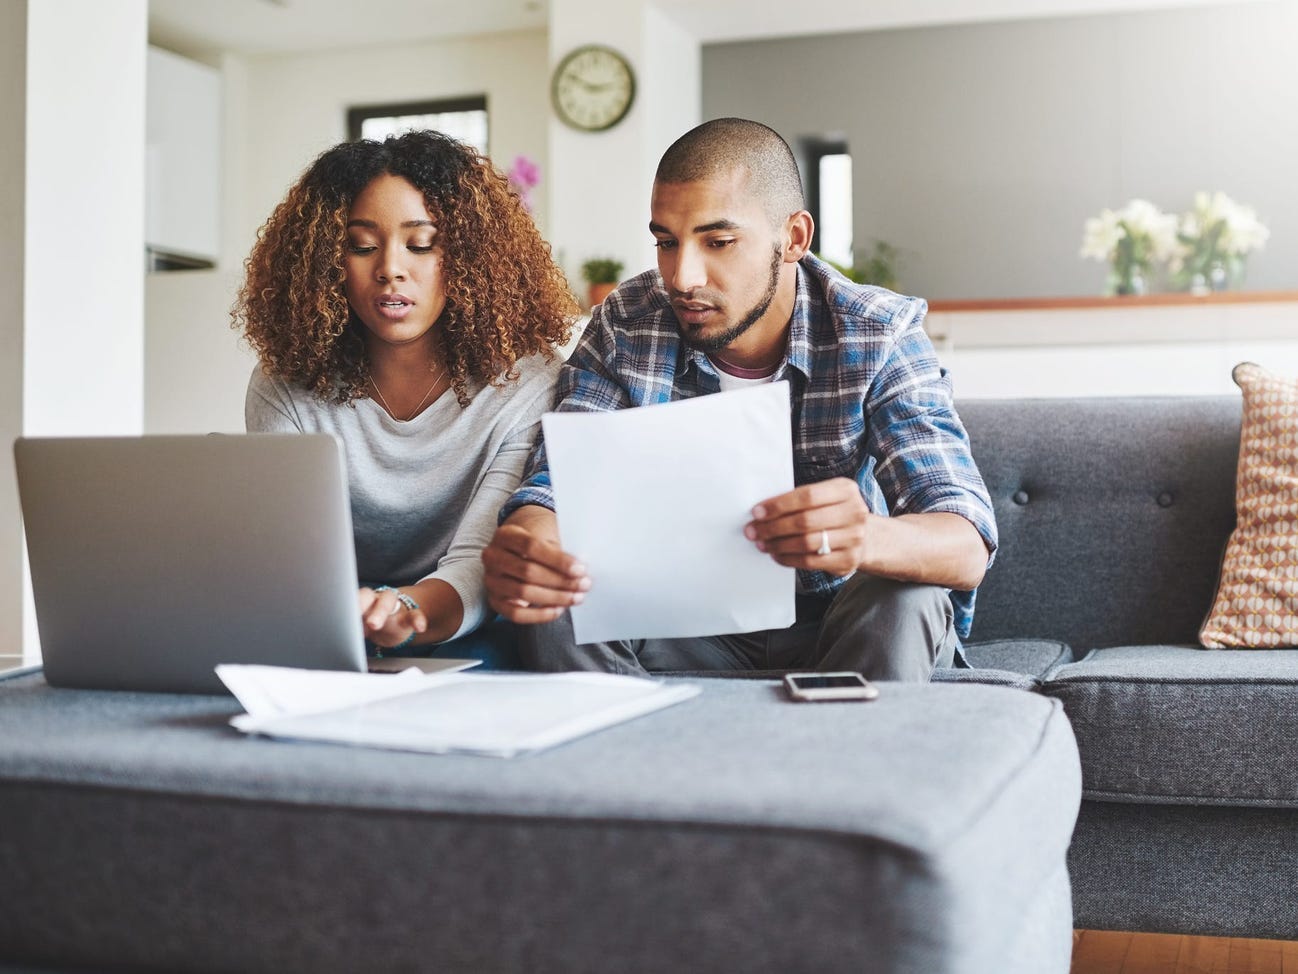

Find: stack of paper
[217,665,700,758]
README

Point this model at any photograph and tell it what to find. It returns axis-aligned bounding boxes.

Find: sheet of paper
[217,663,426,726]
[219,666,700,758]
[542,382,796,643]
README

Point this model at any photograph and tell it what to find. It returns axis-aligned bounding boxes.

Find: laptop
[14,433,478,693]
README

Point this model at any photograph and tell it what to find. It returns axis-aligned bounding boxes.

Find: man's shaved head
[655,118,806,227]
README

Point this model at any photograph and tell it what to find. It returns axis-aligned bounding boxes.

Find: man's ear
[783,210,814,263]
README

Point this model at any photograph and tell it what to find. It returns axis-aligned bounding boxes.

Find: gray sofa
[959,395,1298,941]
[439,394,1296,939]
[433,394,1295,939]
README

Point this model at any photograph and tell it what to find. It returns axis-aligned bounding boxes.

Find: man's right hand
[482,506,591,624]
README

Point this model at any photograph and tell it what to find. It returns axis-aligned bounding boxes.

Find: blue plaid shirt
[503,253,997,638]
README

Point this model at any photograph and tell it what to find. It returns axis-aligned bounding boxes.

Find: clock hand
[574,75,614,93]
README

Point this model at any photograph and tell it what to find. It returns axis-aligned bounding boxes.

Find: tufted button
[1012,490,1030,506]
[1157,491,1174,508]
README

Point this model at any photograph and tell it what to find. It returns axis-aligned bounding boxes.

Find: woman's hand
[358,586,429,649]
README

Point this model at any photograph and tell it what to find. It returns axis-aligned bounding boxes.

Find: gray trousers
[516,573,958,682]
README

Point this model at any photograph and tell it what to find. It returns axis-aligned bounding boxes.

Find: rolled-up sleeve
[867,321,998,565]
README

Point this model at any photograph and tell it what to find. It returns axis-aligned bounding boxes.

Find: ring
[816,530,831,556]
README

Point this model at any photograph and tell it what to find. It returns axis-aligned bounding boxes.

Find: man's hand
[746,478,990,589]
[744,477,869,576]
[482,506,591,624]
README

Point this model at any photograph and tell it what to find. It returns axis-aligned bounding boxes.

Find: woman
[234,130,578,655]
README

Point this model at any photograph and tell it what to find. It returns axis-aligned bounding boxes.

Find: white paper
[217,665,700,758]
[542,382,796,643]
[217,663,427,727]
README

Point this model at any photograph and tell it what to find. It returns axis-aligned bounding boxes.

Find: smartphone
[783,671,879,702]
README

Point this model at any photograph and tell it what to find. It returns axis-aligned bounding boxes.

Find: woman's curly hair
[233,130,579,406]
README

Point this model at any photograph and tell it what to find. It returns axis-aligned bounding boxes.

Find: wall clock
[551,45,636,132]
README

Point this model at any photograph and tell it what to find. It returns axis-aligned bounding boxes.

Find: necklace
[368,365,447,422]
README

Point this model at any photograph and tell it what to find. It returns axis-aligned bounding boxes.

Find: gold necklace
[368,365,447,422]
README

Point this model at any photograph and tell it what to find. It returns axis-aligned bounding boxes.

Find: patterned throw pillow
[1200,362,1298,648]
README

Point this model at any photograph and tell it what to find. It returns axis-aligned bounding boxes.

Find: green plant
[580,257,624,285]
[821,240,902,292]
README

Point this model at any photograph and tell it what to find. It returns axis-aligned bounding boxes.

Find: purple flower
[507,154,541,214]
[508,154,541,189]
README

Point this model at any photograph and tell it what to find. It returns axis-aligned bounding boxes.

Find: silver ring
[816,530,831,556]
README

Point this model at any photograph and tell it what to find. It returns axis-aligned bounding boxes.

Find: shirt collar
[784,259,816,382]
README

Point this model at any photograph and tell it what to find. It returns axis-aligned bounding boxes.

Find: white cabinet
[146,46,221,266]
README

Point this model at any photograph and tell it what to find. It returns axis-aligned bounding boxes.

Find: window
[803,138,853,268]
[346,96,488,154]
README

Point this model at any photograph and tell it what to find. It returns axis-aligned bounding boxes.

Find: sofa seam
[1080,788,1298,809]
[1045,676,1298,686]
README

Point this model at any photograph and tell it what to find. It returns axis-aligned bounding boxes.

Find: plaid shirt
[504,253,997,638]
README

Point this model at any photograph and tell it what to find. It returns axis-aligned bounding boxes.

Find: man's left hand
[744,477,868,576]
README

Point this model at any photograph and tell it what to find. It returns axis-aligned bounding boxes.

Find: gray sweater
[245,354,561,639]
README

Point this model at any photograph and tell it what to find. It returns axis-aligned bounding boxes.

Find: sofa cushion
[1042,644,1298,806]
[958,397,1240,650]
[1200,362,1298,649]
[962,638,1073,679]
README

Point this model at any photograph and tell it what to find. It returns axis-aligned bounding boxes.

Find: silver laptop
[14,433,476,693]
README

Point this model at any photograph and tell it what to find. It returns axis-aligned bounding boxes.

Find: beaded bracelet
[372,585,421,653]
[375,584,420,614]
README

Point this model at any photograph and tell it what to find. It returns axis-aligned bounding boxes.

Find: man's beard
[678,246,783,353]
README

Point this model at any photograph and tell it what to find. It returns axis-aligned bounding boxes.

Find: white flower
[1222,204,1269,255]
[1186,191,1269,257]
[1080,210,1123,260]
[1080,199,1177,262]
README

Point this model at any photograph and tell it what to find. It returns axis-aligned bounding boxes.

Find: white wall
[7,0,149,659]
[0,2,27,659]
[703,2,1298,300]
[547,0,701,289]
[146,269,255,434]
[927,299,1298,398]
[25,0,147,437]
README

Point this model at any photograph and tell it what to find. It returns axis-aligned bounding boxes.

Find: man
[481,118,996,681]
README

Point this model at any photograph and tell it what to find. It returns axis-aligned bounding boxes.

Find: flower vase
[1111,263,1147,297]
[1209,261,1229,292]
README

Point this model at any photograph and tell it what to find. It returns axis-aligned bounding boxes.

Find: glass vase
[1111,262,1148,297]
[1209,261,1229,292]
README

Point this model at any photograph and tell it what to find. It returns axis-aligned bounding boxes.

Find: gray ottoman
[0,672,1080,974]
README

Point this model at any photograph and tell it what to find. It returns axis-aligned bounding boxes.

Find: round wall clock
[551,45,636,132]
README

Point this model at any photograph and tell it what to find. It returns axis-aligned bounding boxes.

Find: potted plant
[822,240,902,292]
[580,257,624,308]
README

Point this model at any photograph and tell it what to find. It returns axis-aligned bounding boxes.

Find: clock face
[551,45,636,132]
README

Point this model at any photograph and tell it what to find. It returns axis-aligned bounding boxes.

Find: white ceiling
[147,0,549,58]
[148,0,1267,58]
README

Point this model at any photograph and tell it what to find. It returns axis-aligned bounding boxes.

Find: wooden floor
[1072,931,1298,973]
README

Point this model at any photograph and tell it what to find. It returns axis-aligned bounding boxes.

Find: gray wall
[702,2,1298,300]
